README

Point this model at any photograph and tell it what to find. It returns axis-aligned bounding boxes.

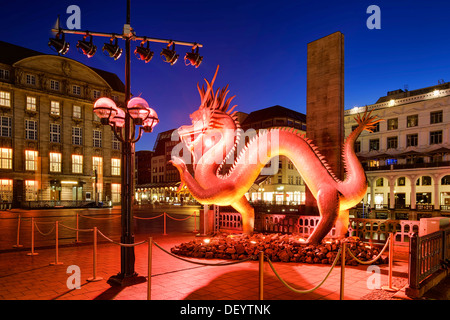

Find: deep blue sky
[1,0,450,151]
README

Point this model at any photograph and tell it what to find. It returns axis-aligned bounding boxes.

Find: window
[25,120,37,140]
[372,122,380,132]
[422,176,432,186]
[354,141,361,153]
[50,80,60,91]
[0,179,13,202]
[72,85,81,95]
[49,152,61,172]
[25,150,38,171]
[50,123,61,143]
[0,148,12,169]
[406,134,418,147]
[26,74,36,86]
[430,130,443,145]
[376,178,384,187]
[50,101,60,116]
[112,133,120,150]
[0,69,9,80]
[368,160,379,168]
[288,160,294,170]
[93,90,101,99]
[72,154,83,173]
[288,176,293,184]
[25,180,38,201]
[277,175,282,184]
[430,110,443,124]
[93,130,102,148]
[0,117,11,137]
[73,105,82,118]
[407,114,418,127]
[111,183,121,203]
[369,139,379,151]
[92,156,103,175]
[387,136,398,149]
[111,158,120,176]
[397,177,406,186]
[387,118,398,130]
[26,96,36,111]
[72,127,82,145]
[0,91,11,107]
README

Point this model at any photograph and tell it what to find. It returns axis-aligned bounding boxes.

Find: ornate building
[0,41,125,207]
[345,82,450,216]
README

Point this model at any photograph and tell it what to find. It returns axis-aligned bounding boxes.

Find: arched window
[442,175,450,185]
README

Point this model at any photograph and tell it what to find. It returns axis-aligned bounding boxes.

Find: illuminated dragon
[170,66,381,244]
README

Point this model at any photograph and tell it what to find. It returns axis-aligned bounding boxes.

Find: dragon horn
[201,65,220,107]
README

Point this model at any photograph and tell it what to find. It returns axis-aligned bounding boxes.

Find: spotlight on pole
[184,44,202,68]
[160,42,179,65]
[103,37,122,60]
[134,40,154,63]
[76,34,97,58]
[48,32,70,55]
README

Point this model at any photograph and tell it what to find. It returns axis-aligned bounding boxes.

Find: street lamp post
[50,0,203,286]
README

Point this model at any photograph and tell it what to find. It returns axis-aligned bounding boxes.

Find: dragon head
[177,66,239,154]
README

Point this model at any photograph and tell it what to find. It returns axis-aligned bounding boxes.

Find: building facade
[345,82,450,214]
[0,41,125,207]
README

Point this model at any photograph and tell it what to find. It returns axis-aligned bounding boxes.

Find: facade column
[410,176,417,210]
[389,177,395,210]
[433,177,440,210]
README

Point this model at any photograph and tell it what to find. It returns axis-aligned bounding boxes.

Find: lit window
[73,105,82,118]
[111,183,121,203]
[25,180,38,201]
[50,123,61,143]
[50,101,60,116]
[111,158,120,176]
[25,120,38,140]
[0,179,13,202]
[72,127,82,145]
[26,96,36,111]
[49,152,61,172]
[0,91,11,107]
[387,118,398,130]
[93,130,102,148]
[0,148,12,169]
[25,150,38,171]
[92,156,103,175]
[407,114,418,127]
[72,154,83,173]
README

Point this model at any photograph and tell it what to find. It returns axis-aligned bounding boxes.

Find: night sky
[1,0,450,151]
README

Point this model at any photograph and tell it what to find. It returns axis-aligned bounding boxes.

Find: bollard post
[340,242,346,300]
[74,213,81,243]
[382,233,399,292]
[50,221,63,265]
[259,251,264,300]
[13,214,23,248]
[192,211,198,233]
[87,227,103,282]
[147,237,153,300]
[27,217,38,256]
[163,212,167,235]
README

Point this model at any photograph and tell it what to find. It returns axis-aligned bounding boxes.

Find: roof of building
[376,82,450,104]
[241,105,306,125]
[0,40,125,93]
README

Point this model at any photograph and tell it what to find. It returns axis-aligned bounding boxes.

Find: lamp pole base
[107,272,146,287]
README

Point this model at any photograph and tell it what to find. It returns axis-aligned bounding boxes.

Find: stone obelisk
[305,31,345,214]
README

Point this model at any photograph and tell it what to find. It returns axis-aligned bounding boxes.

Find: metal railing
[408,227,450,293]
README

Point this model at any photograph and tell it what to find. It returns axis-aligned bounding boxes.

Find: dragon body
[171,67,380,244]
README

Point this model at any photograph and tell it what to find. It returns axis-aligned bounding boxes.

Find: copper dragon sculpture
[170,66,381,244]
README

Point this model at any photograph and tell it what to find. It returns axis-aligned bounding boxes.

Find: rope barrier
[79,214,121,220]
[96,229,148,247]
[34,221,55,236]
[165,211,196,221]
[265,247,342,294]
[345,234,391,265]
[134,213,165,220]
[153,241,255,266]
[59,223,94,232]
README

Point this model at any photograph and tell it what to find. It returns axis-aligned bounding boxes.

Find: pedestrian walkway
[0,230,411,300]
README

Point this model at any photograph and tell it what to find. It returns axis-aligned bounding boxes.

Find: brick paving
[0,208,412,301]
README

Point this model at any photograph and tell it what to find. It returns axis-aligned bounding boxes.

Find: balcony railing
[364,160,450,171]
